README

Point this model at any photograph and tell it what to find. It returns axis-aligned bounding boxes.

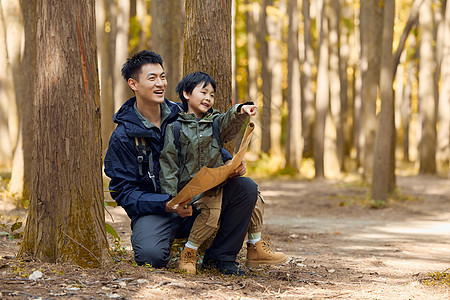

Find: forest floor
[0,174,449,299]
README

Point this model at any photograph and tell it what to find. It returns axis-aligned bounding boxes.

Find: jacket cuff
[237,102,255,114]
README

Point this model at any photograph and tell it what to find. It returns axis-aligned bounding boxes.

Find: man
[104,50,258,276]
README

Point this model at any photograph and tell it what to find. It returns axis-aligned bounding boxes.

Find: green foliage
[105,223,127,260]
[0,220,23,240]
[129,16,142,53]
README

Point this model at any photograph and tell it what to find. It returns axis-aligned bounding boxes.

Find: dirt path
[1,175,449,299]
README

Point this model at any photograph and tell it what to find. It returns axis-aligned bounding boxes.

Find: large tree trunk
[286,0,302,172]
[18,0,109,267]
[418,0,437,174]
[372,0,395,201]
[151,0,184,102]
[359,0,383,182]
[246,0,262,155]
[183,0,232,112]
[437,0,450,174]
[314,0,330,178]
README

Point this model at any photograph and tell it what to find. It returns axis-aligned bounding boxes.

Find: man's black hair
[175,71,216,111]
[121,50,164,81]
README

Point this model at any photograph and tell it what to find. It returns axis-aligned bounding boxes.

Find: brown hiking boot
[179,247,198,274]
[246,240,287,268]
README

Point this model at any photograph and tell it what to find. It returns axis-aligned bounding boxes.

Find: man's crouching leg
[131,213,181,267]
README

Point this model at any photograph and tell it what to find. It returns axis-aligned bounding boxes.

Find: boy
[160,72,286,274]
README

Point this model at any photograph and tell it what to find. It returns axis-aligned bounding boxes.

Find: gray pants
[131,176,258,267]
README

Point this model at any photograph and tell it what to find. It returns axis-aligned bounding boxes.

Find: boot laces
[182,249,196,263]
[260,241,274,253]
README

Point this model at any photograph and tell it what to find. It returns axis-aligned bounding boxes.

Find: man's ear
[128,78,138,91]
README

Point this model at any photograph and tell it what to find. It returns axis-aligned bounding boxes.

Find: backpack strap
[172,120,184,192]
[135,137,157,189]
[212,117,222,148]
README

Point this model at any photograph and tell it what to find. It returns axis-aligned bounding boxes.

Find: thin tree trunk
[437,0,450,174]
[314,0,329,178]
[286,0,302,171]
[113,0,132,110]
[96,0,115,154]
[418,0,437,174]
[301,0,315,158]
[360,0,383,182]
[372,0,395,201]
[19,0,109,267]
[151,0,184,102]
[260,0,272,153]
[246,0,262,154]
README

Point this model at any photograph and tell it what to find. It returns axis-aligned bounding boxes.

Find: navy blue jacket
[104,97,232,221]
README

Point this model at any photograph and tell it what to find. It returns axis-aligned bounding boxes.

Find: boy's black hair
[175,71,216,111]
[121,50,164,81]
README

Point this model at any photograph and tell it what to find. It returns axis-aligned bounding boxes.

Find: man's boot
[246,240,287,267]
[179,247,198,274]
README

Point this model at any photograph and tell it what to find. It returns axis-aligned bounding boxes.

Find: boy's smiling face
[184,82,215,118]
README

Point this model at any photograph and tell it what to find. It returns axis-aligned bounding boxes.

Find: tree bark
[314,0,330,178]
[259,0,272,153]
[301,0,315,158]
[372,0,395,201]
[18,0,109,267]
[418,0,437,174]
[96,0,115,154]
[437,0,450,174]
[286,0,302,171]
[151,0,184,102]
[359,0,383,182]
[183,0,232,113]
[113,0,132,111]
[246,0,262,154]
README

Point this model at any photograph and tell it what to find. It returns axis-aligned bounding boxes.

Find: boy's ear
[183,90,190,100]
[128,78,138,91]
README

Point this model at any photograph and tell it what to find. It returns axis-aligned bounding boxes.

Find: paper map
[167,122,255,208]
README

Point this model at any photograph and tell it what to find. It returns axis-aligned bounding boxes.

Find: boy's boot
[246,240,287,268]
[179,247,198,274]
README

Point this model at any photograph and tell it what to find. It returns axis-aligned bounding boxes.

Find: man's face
[129,63,167,105]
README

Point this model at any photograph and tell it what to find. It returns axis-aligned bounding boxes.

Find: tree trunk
[183,0,232,113]
[96,0,115,154]
[314,0,330,178]
[0,2,17,170]
[259,0,272,153]
[113,0,132,111]
[8,0,34,199]
[151,0,184,102]
[372,0,395,201]
[301,0,315,158]
[18,0,109,267]
[286,0,302,171]
[418,0,437,174]
[246,0,262,155]
[328,0,343,175]
[359,0,383,182]
[437,0,450,174]
[267,0,285,156]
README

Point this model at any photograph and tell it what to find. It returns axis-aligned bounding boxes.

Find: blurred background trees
[1,0,449,205]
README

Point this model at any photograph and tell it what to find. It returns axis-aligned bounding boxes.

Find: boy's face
[184,82,215,118]
[128,63,167,105]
